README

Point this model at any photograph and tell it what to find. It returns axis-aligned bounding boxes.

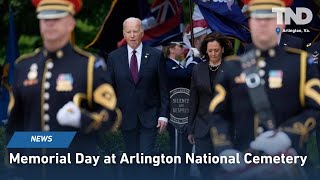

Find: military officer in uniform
[208,0,320,177]
[162,34,194,179]
[163,33,194,92]
[6,0,120,179]
[307,40,320,165]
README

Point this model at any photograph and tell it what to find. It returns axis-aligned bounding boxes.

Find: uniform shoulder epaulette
[73,46,96,60]
[15,48,41,64]
[285,47,307,55]
[224,55,240,61]
[73,46,97,109]
[284,47,309,107]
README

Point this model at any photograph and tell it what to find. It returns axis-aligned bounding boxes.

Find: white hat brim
[37,11,69,19]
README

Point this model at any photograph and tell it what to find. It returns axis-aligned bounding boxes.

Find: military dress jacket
[209,46,320,153]
[6,43,120,154]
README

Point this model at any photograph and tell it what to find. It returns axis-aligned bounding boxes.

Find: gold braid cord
[210,127,232,147]
[85,110,109,133]
[93,84,116,111]
[305,78,320,105]
[281,118,316,148]
[111,108,122,133]
[209,84,226,112]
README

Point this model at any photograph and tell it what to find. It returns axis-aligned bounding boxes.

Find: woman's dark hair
[199,32,233,60]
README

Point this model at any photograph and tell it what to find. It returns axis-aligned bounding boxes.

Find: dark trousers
[122,122,157,155]
[121,119,157,180]
[195,133,215,180]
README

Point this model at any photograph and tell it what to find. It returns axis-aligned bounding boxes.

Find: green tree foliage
[0,0,192,64]
[0,0,112,64]
[1,0,194,158]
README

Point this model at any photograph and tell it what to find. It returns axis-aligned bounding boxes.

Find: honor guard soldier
[6,1,121,179]
[208,0,320,177]
[6,0,120,155]
[307,40,320,165]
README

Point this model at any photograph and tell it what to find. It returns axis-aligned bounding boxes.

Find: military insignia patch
[23,63,38,86]
[268,70,283,89]
[312,50,319,63]
[56,73,73,91]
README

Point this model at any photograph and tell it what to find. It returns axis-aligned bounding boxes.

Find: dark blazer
[187,61,220,138]
[107,45,169,130]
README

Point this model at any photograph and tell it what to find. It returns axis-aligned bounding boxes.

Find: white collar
[170,58,180,65]
[127,43,143,54]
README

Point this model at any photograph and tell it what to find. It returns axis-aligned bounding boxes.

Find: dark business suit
[187,60,220,180]
[187,61,219,139]
[107,45,169,154]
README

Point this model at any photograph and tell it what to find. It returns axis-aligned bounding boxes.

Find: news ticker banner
[7,132,76,148]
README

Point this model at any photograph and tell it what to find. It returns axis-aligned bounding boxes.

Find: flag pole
[188,0,194,47]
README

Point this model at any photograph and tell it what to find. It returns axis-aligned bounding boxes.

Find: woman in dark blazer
[187,32,232,180]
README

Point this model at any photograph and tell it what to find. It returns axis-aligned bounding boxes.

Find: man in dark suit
[107,17,169,155]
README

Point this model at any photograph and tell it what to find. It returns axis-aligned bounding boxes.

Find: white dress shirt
[127,43,143,71]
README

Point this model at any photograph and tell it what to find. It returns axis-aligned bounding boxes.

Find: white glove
[219,149,246,172]
[250,130,291,155]
[184,48,200,68]
[57,101,81,128]
[188,48,200,58]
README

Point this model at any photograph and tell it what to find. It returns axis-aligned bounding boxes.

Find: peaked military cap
[32,0,83,19]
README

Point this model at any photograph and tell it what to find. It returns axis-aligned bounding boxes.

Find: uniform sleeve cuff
[158,117,168,122]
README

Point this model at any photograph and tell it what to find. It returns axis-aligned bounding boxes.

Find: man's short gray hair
[123,17,144,32]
